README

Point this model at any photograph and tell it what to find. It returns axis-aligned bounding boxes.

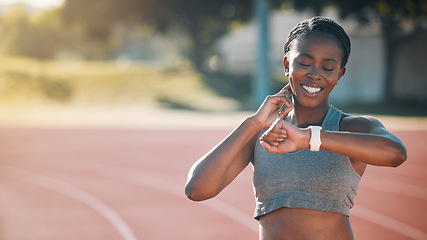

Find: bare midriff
[258,207,354,240]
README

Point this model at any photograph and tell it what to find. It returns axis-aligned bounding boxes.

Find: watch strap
[309,126,322,151]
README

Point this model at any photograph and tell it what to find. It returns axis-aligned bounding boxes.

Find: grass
[0,55,425,129]
[0,55,239,111]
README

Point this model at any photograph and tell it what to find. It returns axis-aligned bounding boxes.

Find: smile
[302,84,323,94]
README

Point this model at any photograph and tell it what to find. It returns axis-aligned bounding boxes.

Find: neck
[290,100,330,128]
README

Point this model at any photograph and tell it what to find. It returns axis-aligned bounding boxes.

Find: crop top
[252,105,361,220]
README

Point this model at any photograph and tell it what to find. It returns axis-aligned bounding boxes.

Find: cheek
[289,61,302,72]
[323,77,339,93]
[288,68,306,84]
[326,72,341,85]
[288,72,303,95]
[289,61,310,76]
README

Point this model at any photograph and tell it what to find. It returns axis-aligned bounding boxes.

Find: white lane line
[2,161,258,234]
[73,161,259,233]
[1,165,138,240]
[351,205,427,240]
[94,162,427,237]
[362,175,427,200]
[29,159,258,233]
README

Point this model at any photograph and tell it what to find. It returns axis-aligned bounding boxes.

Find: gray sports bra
[252,105,361,220]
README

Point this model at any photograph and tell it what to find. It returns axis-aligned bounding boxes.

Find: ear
[338,67,346,80]
[283,56,290,76]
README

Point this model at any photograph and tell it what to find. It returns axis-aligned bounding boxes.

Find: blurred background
[0,0,425,127]
[0,1,426,240]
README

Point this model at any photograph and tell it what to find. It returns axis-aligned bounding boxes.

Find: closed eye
[298,62,310,67]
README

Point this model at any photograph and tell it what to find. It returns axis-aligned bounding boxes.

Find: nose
[307,66,321,80]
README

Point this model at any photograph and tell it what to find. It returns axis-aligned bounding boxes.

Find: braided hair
[284,16,351,67]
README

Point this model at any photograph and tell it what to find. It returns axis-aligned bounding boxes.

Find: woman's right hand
[186,85,293,201]
[250,84,294,129]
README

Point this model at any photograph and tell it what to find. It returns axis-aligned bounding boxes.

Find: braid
[284,16,351,67]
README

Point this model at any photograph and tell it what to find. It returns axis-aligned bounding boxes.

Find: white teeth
[303,85,322,94]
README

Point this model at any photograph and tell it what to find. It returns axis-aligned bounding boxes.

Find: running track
[0,128,425,240]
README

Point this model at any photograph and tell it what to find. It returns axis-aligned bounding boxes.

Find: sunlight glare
[1,0,64,9]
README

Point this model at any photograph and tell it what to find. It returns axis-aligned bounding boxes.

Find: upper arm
[221,134,257,188]
[339,114,407,172]
[340,114,403,143]
[186,126,259,201]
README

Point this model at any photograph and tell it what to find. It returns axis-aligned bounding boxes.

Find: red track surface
[0,128,425,240]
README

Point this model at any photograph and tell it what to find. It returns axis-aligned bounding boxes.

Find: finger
[261,126,287,144]
[265,118,286,134]
[283,89,293,104]
[263,130,287,139]
[268,95,287,106]
[268,125,287,135]
[268,118,282,129]
[279,104,293,119]
[260,141,280,154]
[262,96,286,114]
[272,85,289,99]
[278,83,291,94]
[285,83,293,96]
[274,118,291,131]
[273,85,293,111]
[260,133,286,144]
[260,132,282,143]
[277,96,291,110]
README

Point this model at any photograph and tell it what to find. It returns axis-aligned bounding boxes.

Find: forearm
[320,131,407,167]
[185,117,262,201]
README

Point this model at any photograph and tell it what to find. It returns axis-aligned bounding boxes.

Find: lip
[301,84,323,95]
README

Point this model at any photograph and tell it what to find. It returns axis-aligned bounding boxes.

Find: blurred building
[214,10,427,105]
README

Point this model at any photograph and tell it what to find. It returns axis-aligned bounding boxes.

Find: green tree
[0,4,31,56]
[0,5,66,59]
[272,0,427,102]
[61,0,254,72]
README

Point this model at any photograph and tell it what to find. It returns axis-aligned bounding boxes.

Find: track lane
[0,174,122,240]
[1,165,137,240]
[0,129,425,240]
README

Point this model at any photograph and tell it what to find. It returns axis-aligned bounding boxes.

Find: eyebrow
[297,53,338,63]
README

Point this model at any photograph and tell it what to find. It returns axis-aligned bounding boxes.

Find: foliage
[0,5,65,58]
[277,0,427,101]
[3,0,425,103]
[0,4,118,60]
[61,0,255,72]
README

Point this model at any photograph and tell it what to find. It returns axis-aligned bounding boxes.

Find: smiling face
[284,32,346,109]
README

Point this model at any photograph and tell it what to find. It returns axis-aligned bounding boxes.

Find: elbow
[185,181,214,202]
[185,184,203,201]
[390,146,407,168]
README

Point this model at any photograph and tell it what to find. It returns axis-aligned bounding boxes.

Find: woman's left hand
[260,118,310,154]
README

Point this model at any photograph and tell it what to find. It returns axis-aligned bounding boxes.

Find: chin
[294,97,329,109]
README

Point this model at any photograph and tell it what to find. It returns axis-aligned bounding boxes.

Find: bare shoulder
[340,113,386,134]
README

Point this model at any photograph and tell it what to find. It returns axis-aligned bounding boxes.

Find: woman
[185,16,407,240]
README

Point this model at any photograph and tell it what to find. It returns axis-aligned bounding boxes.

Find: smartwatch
[309,126,322,151]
